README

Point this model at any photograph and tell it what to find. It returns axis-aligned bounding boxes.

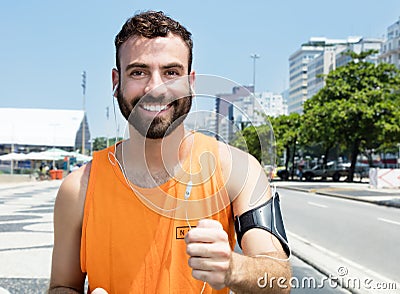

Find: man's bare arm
[48,163,91,293]
[225,238,291,293]
[186,144,291,292]
[224,146,291,292]
[185,221,291,293]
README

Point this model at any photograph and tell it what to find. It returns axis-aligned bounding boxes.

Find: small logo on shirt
[175,226,195,239]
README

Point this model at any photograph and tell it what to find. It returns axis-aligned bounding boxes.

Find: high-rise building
[379,17,400,69]
[307,37,383,100]
[288,38,327,113]
[306,47,336,99]
[231,92,287,128]
[214,86,288,141]
[215,85,254,117]
[290,37,383,112]
[336,37,383,67]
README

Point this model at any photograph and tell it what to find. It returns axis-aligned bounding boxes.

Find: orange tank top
[81,132,236,293]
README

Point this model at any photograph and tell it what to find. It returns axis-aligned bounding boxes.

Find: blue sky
[1,1,399,138]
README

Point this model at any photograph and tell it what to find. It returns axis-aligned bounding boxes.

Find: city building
[288,38,327,113]
[379,17,400,69]
[184,110,218,138]
[214,86,288,141]
[336,37,383,67]
[215,85,254,117]
[227,91,287,141]
[232,92,287,124]
[290,37,383,113]
[307,37,383,99]
[0,108,90,155]
[307,47,336,99]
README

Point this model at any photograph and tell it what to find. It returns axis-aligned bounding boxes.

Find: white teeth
[142,104,168,112]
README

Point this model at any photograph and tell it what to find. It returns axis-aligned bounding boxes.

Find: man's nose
[144,72,168,96]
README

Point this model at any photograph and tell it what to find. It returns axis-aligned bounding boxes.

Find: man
[49,11,291,293]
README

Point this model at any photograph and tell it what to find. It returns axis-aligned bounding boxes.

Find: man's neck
[116,124,192,187]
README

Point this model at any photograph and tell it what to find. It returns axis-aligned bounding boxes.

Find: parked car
[339,162,370,179]
[302,162,349,181]
[276,168,290,180]
[276,161,370,182]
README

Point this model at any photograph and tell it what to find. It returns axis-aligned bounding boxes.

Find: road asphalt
[273,180,400,208]
[275,180,400,294]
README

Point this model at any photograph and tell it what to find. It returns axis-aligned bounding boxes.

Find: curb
[278,186,400,209]
[287,232,399,294]
[289,250,351,294]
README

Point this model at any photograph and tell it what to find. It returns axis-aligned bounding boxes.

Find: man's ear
[112,68,119,97]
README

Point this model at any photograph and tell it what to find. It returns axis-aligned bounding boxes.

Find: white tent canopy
[0,149,92,175]
[24,152,59,161]
[25,148,92,162]
[0,149,92,162]
[0,152,27,161]
[0,108,86,147]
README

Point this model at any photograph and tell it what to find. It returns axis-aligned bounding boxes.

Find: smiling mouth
[139,102,173,113]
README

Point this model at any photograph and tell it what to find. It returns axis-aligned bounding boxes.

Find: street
[280,187,400,292]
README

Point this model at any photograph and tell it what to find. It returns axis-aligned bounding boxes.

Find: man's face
[114,34,194,139]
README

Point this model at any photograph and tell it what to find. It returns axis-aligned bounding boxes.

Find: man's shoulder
[57,162,92,206]
[216,141,262,195]
[217,141,258,168]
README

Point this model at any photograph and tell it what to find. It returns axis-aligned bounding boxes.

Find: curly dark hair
[114,11,193,74]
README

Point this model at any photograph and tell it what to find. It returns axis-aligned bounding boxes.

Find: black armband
[234,192,290,256]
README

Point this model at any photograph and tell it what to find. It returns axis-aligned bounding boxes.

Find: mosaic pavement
[0,181,61,294]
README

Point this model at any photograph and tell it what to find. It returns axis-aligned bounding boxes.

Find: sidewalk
[273,180,400,208]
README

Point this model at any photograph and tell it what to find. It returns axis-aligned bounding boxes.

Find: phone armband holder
[234,192,290,256]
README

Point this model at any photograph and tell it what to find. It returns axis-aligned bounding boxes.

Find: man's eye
[166,70,179,76]
[131,71,144,76]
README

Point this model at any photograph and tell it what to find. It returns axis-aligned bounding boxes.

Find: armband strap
[234,192,290,256]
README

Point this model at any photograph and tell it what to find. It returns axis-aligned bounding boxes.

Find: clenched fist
[185,219,232,290]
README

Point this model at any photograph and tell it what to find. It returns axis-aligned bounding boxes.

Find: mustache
[132,94,193,108]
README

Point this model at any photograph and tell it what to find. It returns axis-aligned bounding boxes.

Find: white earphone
[113,84,119,96]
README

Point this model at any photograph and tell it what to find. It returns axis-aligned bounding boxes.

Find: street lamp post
[250,54,260,93]
[81,71,86,155]
[250,54,260,123]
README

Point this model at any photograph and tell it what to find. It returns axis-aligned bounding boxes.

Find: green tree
[270,113,302,179]
[93,137,107,151]
[303,88,343,168]
[230,121,276,168]
[305,50,400,181]
[92,137,124,151]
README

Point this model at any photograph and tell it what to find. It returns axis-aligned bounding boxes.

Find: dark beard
[117,89,192,139]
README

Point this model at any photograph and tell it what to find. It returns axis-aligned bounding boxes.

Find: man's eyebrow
[161,63,185,70]
[125,63,185,72]
[125,63,148,72]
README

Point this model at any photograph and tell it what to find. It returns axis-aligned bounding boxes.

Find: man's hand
[185,219,232,290]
